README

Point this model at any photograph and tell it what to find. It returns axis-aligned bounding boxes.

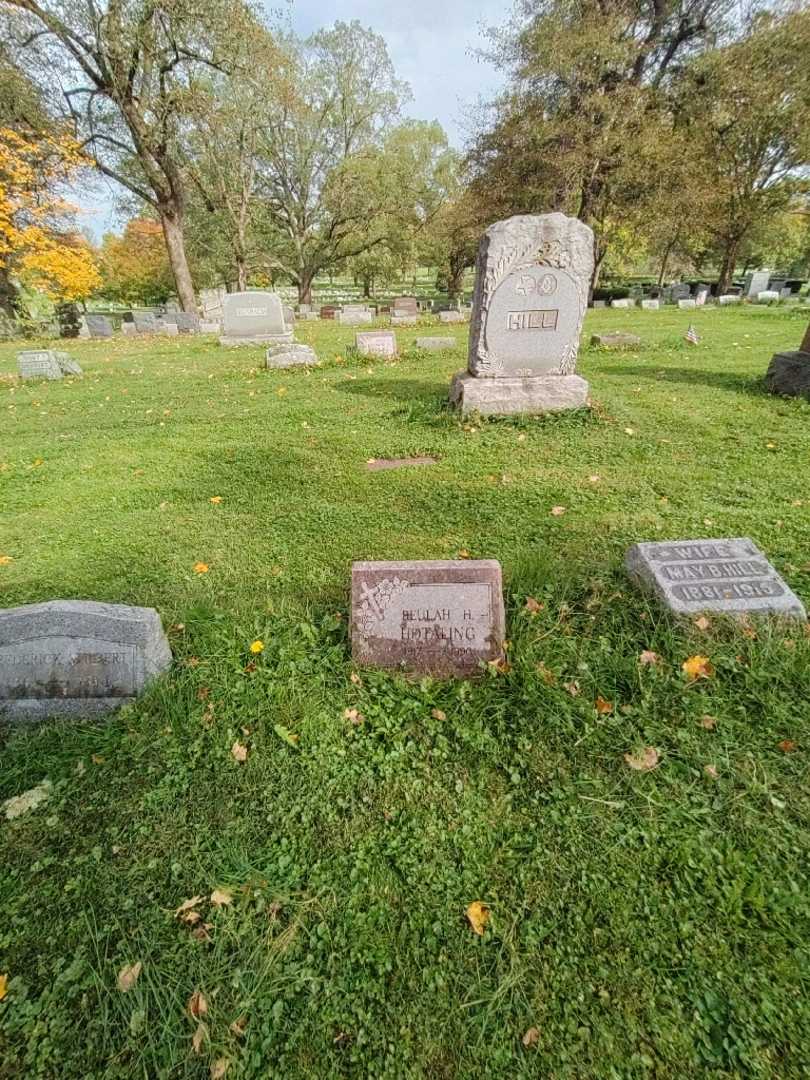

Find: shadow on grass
[598,363,769,396]
[336,377,450,405]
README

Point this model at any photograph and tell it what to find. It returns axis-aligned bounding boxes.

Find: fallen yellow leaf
[0,974,7,1001]
[522,1026,540,1048]
[466,900,491,936]
[682,655,715,681]
[624,746,660,772]
[0,555,13,566]
[210,1059,230,1080]
[193,562,210,575]
[192,1022,207,1054]
[595,695,613,714]
[174,895,204,919]
[694,616,711,632]
[231,741,248,763]
[210,888,233,907]
[431,708,446,721]
[116,961,142,992]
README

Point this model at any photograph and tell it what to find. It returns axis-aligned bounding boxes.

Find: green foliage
[1,306,810,1076]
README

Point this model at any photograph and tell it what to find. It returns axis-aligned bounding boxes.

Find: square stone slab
[450,372,588,416]
[266,344,318,369]
[626,538,806,619]
[356,331,396,357]
[351,560,505,676]
[590,332,641,348]
[0,600,173,722]
[17,350,63,380]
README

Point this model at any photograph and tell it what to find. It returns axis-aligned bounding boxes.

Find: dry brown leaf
[457,548,471,559]
[188,990,208,1019]
[116,961,142,992]
[564,681,580,697]
[638,650,660,666]
[343,707,364,725]
[210,888,233,908]
[694,616,711,632]
[350,671,363,687]
[431,708,446,721]
[700,715,717,731]
[525,596,545,614]
[537,662,556,685]
[682,655,715,681]
[229,1016,248,1038]
[466,901,491,936]
[192,1022,207,1054]
[210,1059,230,1080]
[192,923,213,943]
[778,739,797,753]
[230,740,248,763]
[550,505,566,516]
[624,746,660,772]
[704,764,719,780]
[595,695,614,715]
[522,1026,540,1048]
[175,896,204,918]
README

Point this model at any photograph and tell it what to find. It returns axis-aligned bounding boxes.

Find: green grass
[1,304,809,1079]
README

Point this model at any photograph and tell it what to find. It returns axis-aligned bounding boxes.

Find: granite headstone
[356,330,397,358]
[85,314,113,338]
[220,291,292,346]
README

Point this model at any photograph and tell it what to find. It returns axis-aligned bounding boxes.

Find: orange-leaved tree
[98,219,174,306]
[0,124,100,313]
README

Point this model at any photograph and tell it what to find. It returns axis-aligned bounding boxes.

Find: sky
[75,0,506,239]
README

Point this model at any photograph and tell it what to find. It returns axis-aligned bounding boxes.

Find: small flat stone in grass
[265,344,318,369]
[351,560,505,676]
[626,538,806,619]
[366,456,437,471]
[356,331,396,358]
[590,332,642,348]
[416,337,456,351]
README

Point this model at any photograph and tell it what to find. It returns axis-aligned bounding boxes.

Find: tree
[675,9,810,293]
[4,0,260,311]
[98,218,174,304]
[0,120,100,315]
[469,0,731,292]
[251,21,413,304]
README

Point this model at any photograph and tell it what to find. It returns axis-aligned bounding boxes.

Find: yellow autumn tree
[0,125,101,309]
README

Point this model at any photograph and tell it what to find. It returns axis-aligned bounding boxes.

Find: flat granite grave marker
[591,332,641,348]
[17,350,63,380]
[220,291,292,346]
[0,600,173,721]
[351,560,505,676]
[678,298,697,310]
[265,343,318,369]
[641,299,660,310]
[416,336,455,351]
[626,539,806,619]
[133,311,159,334]
[392,296,419,316]
[356,330,396,358]
[85,314,113,338]
[439,310,464,324]
[450,212,593,415]
[171,312,201,333]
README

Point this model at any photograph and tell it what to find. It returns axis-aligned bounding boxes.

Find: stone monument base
[265,344,318,369]
[764,351,810,399]
[449,372,589,416]
[219,331,294,347]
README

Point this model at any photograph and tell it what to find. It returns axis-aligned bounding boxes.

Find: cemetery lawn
[2,304,810,1079]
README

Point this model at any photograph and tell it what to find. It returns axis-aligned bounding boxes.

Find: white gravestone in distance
[450,213,593,415]
[746,270,770,297]
[626,539,806,619]
[351,560,505,676]
[757,290,779,303]
[356,331,397,358]
[0,600,173,721]
[641,299,660,310]
[220,291,293,346]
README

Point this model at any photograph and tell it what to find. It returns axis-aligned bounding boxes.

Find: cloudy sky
[76,0,506,238]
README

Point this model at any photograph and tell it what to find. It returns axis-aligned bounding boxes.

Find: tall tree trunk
[159,204,197,312]
[298,270,315,305]
[447,257,465,300]
[235,255,247,292]
[589,244,606,305]
[658,237,676,286]
[0,262,20,319]
[801,320,810,354]
[362,277,371,298]
[717,237,740,296]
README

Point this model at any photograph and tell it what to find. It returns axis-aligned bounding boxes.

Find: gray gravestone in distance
[133,311,159,334]
[220,291,292,346]
[764,319,810,400]
[439,310,464,324]
[670,284,691,302]
[746,269,770,297]
[626,539,806,619]
[356,330,397,358]
[171,312,200,333]
[351,560,505,676]
[392,297,418,316]
[52,351,82,376]
[121,321,135,335]
[416,337,456,351]
[339,306,374,326]
[450,212,593,415]
[0,600,172,721]
[85,314,113,338]
[265,343,318,369]
[390,314,418,326]
[17,350,63,380]
[719,295,741,305]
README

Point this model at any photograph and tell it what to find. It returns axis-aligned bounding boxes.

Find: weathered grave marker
[265,344,318,369]
[356,330,396,358]
[339,305,374,326]
[171,312,201,333]
[745,269,770,297]
[133,311,159,334]
[626,539,806,619]
[641,299,660,310]
[764,318,810,399]
[450,212,593,415]
[678,298,697,310]
[220,291,292,346]
[590,332,641,348]
[0,600,172,721]
[17,350,62,380]
[416,337,456,351]
[439,310,464,324]
[85,314,113,338]
[351,560,505,676]
[366,456,437,471]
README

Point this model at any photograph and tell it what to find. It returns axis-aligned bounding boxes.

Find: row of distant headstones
[1,541,805,723]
